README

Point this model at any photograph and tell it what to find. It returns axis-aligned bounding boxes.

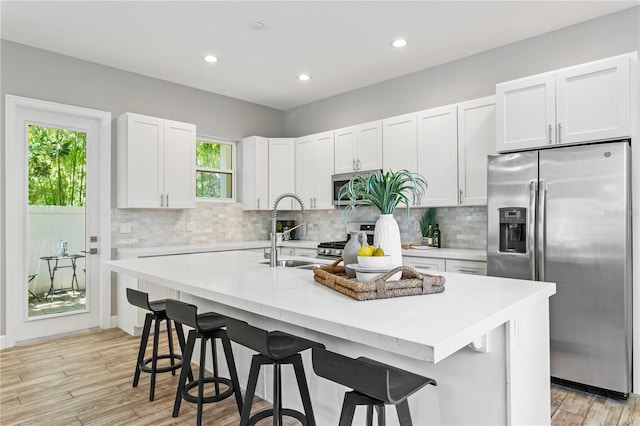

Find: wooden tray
[313,258,446,301]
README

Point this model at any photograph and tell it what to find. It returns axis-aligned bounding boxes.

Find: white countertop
[116,240,320,257]
[117,240,487,261]
[105,250,553,363]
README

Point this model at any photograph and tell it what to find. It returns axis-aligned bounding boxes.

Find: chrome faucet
[271,193,307,267]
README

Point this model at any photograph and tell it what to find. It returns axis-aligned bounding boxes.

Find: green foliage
[28,126,86,206]
[195,140,233,199]
[419,208,437,237]
[338,169,428,215]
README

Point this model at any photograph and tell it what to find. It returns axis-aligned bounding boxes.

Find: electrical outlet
[120,223,131,234]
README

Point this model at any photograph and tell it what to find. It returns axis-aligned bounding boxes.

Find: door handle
[166,194,169,207]
[537,180,547,282]
[548,124,553,144]
[160,194,164,207]
[528,181,537,280]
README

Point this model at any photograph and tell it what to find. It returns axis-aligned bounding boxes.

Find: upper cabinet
[268,138,296,210]
[334,121,382,174]
[457,96,496,206]
[496,53,635,153]
[295,131,334,210]
[117,112,196,209]
[382,113,417,173]
[239,136,270,210]
[416,105,459,207]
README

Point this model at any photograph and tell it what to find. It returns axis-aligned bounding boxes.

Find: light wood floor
[2,328,640,425]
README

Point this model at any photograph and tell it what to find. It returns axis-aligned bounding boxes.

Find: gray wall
[0,40,285,335]
[284,7,640,136]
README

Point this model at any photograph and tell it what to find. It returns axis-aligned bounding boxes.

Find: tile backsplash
[112,203,487,250]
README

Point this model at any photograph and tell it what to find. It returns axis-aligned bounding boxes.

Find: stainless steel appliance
[487,141,632,398]
[332,170,381,206]
[316,222,375,259]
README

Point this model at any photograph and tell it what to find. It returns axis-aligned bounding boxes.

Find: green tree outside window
[196,139,234,199]
[28,125,86,206]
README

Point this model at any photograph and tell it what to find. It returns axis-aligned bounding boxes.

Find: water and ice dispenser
[498,208,527,253]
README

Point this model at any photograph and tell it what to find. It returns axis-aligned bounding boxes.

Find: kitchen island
[105,250,555,425]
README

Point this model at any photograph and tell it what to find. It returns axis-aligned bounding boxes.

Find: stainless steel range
[316,222,375,259]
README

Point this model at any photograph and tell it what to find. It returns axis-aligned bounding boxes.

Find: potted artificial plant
[419,208,436,246]
[338,169,427,266]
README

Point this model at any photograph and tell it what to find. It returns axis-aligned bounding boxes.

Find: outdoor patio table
[39,254,85,302]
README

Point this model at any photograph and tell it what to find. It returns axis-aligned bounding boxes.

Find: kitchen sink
[260,259,322,269]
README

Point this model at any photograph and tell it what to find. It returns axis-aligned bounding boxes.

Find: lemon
[357,246,374,256]
[373,247,385,256]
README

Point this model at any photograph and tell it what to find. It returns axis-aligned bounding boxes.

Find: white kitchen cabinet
[295,131,334,209]
[240,136,270,210]
[403,256,445,272]
[334,121,382,174]
[457,96,496,206]
[446,259,487,276]
[382,113,417,173]
[416,105,459,207]
[496,53,634,153]
[269,138,296,210]
[117,112,196,208]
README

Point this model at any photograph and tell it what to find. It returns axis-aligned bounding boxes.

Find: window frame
[195,135,237,203]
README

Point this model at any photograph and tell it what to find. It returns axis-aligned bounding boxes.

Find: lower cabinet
[403,256,445,272]
[445,259,487,275]
[403,256,487,275]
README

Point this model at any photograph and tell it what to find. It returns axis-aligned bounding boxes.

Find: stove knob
[322,249,330,255]
[335,250,342,256]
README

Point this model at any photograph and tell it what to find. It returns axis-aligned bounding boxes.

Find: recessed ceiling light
[298,74,311,81]
[203,55,218,63]
[390,39,408,48]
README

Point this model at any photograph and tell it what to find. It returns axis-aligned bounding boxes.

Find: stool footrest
[140,354,183,374]
[182,377,234,404]
[248,408,307,426]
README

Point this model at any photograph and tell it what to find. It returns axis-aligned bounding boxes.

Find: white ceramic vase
[373,214,402,267]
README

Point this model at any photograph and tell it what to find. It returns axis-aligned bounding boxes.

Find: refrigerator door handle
[528,181,537,280]
[538,180,547,282]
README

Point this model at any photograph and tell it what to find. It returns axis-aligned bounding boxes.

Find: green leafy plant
[338,169,427,215]
[419,208,436,237]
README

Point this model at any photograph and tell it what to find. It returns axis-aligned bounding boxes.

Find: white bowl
[357,255,392,268]
[355,269,402,282]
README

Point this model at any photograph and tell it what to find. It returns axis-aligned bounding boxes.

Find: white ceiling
[1,1,638,111]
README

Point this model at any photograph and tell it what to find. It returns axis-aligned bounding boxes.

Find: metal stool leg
[292,354,316,425]
[239,355,262,425]
[396,400,412,426]
[339,392,359,426]
[173,331,196,418]
[133,313,153,388]
[166,317,176,375]
[149,314,161,401]
[221,332,244,413]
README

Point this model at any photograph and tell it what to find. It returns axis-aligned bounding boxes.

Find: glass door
[27,125,87,317]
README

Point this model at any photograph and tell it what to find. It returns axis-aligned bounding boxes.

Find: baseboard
[0,334,6,350]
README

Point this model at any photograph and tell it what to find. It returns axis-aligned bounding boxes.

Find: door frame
[4,95,111,347]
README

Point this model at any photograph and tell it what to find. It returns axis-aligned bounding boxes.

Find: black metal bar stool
[226,318,324,426]
[311,347,437,426]
[165,299,243,426]
[126,288,188,401]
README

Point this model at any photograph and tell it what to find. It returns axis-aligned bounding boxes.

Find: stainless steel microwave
[332,169,381,206]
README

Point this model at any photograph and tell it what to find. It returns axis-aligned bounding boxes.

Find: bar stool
[126,288,188,401]
[311,347,437,426]
[165,299,243,426]
[226,318,324,426]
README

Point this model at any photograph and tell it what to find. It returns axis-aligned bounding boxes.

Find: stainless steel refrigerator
[487,141,632,397]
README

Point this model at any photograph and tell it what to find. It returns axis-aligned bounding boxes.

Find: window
[195,137,236,201]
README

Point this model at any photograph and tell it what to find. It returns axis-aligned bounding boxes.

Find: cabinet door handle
[457,268,480,274]
[352,159,357,171]
[160,194,164,207]
[548,124,553,144]
[257,198,260,209]
[166,194,169,207]
[459,189,463,204]
[558,122,562,143]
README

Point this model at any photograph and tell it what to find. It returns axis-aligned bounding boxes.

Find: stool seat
[312,347,436,426]
[226,319,324,426]
[166,300,243,426]
[126,288,189,402]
